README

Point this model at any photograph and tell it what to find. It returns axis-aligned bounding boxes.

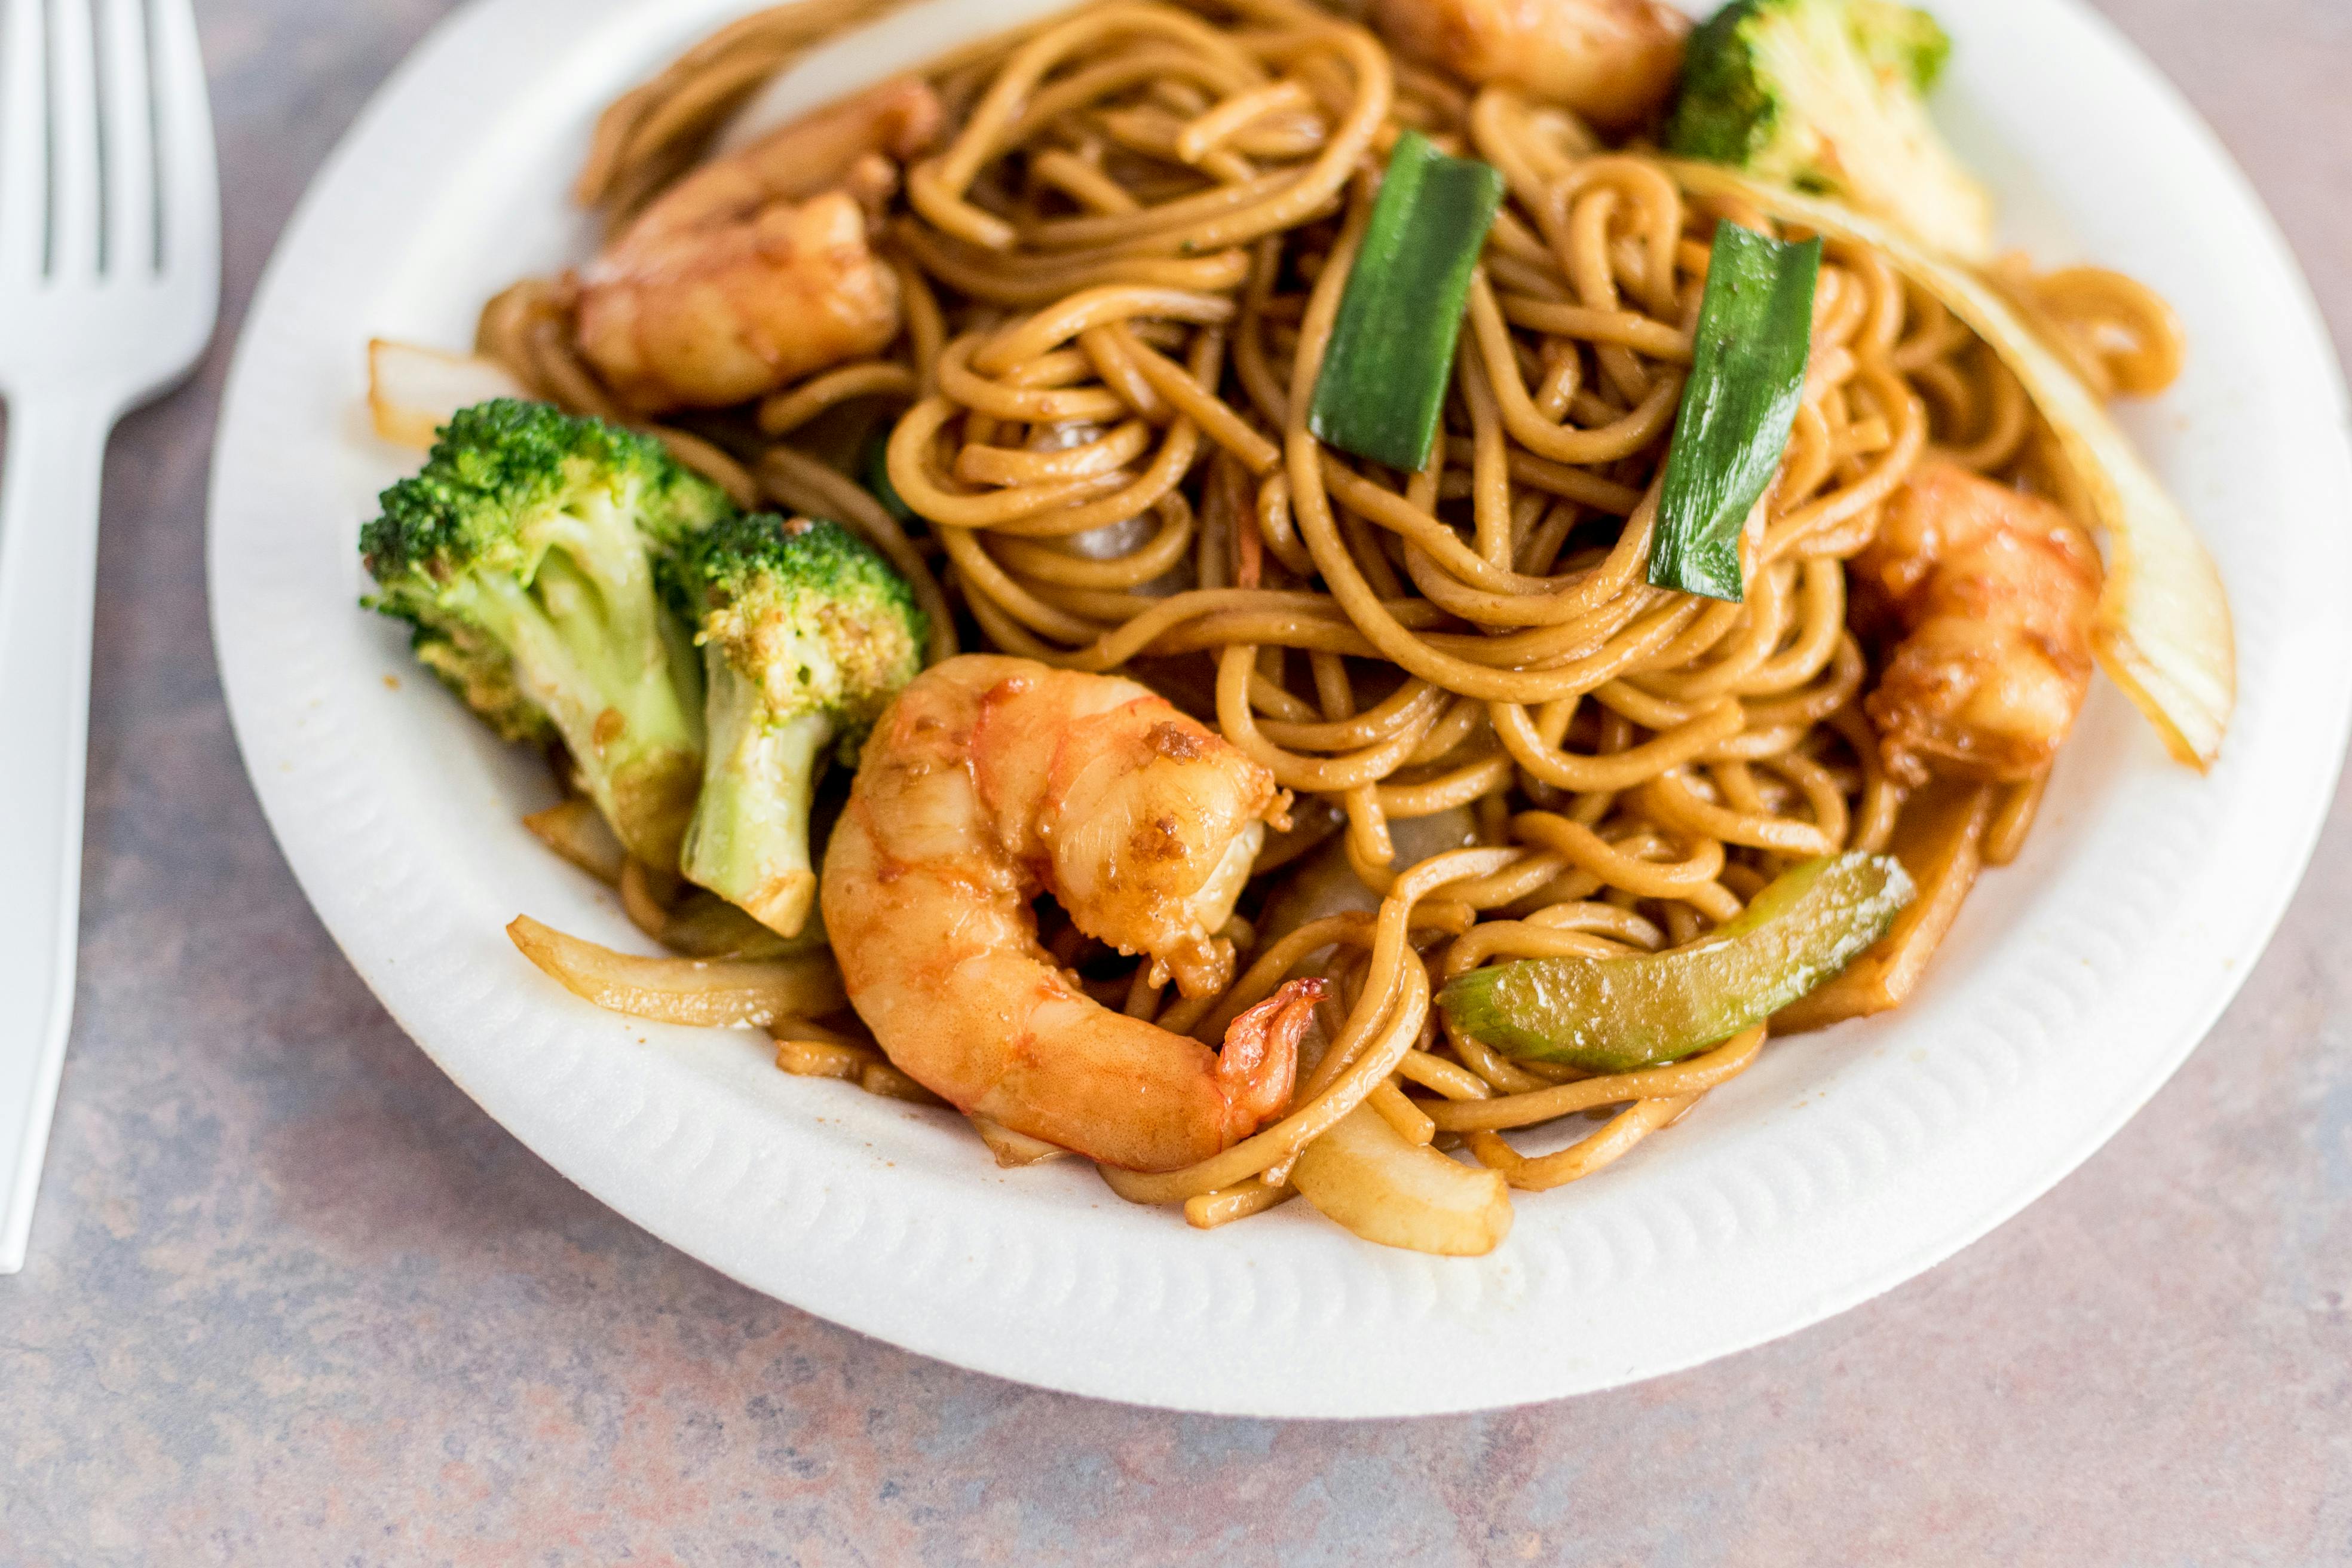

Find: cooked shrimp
[576,78,944,413]
[820,656,1327,1172]
[1854,461,2103,786]
[1371,0,1689,130]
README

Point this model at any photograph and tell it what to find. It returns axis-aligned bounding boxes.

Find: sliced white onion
[969,1116,1070,1168]
[506,915,846,1030]
[368,338,531,451]
[1668,163,2237,770]
[1290,1102,1513,1257]
[711,0,1086,158]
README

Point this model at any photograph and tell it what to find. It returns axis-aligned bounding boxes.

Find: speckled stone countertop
[2,1,2347,1562]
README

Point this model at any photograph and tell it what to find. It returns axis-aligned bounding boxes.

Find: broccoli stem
[472,559,705,868]
[679,652,838,938]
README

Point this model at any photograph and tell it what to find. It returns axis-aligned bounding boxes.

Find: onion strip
[1668,163,2235,769]
[507,915,846,1028]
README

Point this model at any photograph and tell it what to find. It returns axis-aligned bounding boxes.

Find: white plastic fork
[0,0,218,1273]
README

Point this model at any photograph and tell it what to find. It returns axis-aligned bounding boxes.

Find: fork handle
[0,394,114,1273]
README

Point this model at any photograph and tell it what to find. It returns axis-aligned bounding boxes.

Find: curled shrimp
[1854,461,2103,786]
[576,78,944,413]
[820,656,1327,1172]
[1371,0,1689,130]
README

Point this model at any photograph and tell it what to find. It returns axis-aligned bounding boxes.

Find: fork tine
[0,0,46,278]
[96,0,152,277]
[146,0,213,281]
[45,0,100,278]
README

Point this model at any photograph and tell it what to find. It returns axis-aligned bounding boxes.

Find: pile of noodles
[477,0,2185,1227]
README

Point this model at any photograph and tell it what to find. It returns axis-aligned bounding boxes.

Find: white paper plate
[209,0,2352,1416]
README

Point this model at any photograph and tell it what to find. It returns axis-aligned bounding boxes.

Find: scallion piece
[1647,223,1823,602]
[1307,130,1505,473]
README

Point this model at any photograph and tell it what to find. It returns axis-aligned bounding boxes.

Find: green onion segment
[1308,130,1505,473]
[1647,222,1823,602]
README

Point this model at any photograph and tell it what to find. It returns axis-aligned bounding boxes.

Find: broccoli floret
[662,513,926,938]
[362,399,730,866]
[1666,0,1993,261]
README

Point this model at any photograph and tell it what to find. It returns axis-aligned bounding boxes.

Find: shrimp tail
[1217,978,1328,1138]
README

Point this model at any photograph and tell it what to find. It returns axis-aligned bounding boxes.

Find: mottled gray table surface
[4,1,2348,1563]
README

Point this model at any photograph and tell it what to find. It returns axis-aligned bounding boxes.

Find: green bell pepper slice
[1438,852,1915,1074]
